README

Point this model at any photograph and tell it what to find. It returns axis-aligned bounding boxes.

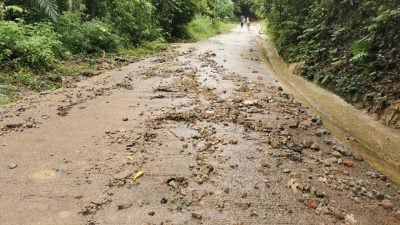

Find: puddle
[257,36,400,185]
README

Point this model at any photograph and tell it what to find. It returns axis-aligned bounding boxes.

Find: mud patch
[33,170,56,180]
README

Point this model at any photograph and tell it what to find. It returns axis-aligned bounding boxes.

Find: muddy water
[257,36,400,185]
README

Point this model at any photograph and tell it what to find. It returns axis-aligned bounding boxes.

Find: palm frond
[34,0,59,21]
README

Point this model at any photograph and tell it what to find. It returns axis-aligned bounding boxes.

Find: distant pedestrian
[246,17,251,32]
[240,15,245,28]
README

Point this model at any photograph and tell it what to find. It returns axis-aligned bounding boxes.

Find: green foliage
[55,12,121,54]
[152,0,199,39]
[350,38,372,63]
[261,0,400,107]
[0,21,61,70]
[186,15,235,41]
[208,0,235,20]
[34,0,59,21]
[105,0,159,45]
[231,0,260,18]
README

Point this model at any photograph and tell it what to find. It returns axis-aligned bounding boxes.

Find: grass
[120,38,168,58]
[186,15,235,41]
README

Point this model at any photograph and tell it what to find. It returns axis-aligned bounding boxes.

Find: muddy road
[1,26,399,225]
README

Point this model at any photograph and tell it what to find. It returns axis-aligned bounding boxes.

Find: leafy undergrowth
[0,39,168,105]
[186,16,235,41]
[261,0,399,127]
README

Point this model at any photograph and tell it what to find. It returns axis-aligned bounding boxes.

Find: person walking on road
[246,17,251,32]
[240,15,245,28]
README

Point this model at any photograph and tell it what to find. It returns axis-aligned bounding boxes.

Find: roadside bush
[104,0,160,45]
[261,0,400,109]
[152,0,198,39]
[55,12,122,54]
[186,15,235,41]
[0,21,61,70]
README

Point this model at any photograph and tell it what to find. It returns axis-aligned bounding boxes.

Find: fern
[34,0,59,21]
[350,38,371,63]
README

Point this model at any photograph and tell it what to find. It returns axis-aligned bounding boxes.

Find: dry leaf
[133,171,144,181]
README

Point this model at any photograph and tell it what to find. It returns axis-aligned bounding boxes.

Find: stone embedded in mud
[335,145,352,156]
[117,203,132,210]
[122,117,129,121]
[380,199,394,210]
[191,212,203,220]
[395,210,400,220]
[353,153,364,161]
[311,143,320,151]
[308,200,320,209]
[333,209,346,220]
[176,176,185,183]
[302,140,312,148]
[332,151,342,158]
[343,159,354,167]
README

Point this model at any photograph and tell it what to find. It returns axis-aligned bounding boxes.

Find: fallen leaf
[133,171,144,181]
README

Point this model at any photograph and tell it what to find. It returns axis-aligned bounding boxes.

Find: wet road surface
[0,25,399,225]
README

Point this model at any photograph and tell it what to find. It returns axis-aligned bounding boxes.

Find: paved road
[0,25,399,225]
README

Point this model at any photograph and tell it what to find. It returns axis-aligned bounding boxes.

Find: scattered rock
[310,143,320,151]
[335,146,352,156]
[117,203,132,210]
[343,159,354,167]
[8,163,17,169]
[122,118,129,122]
[394,210,400,220]
[191,212,203,220]
[308,200,320,209]
[160,197,168,204]
[148,211,155,216]
[380,199,394,210]
[332,151,342,158]
[353,153,364,161]
[333,209,346,220]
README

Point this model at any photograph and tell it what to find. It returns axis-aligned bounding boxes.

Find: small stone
[343,159,354,167]
[394,210,400,220]
[335,146,352,156]
[8,163,17,169]
[117,203,132,210]
[191,212,203,220]
[148,211,155,216]
[176,176,185,182]
[283,169,291,173]
[303,140,312,148]
[332,151,342,158]
[311,143,320,151]
[160,197,168,204]
[380,199,394,210]
[353,153,364,161]
[333,209,346,220]
[122,118,129,121]
[308,200,320,209]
